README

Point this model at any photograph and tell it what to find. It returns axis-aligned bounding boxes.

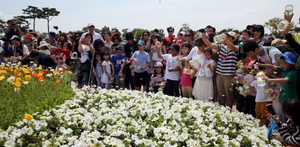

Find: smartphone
[266,104,276,116]
[81,38,89,45]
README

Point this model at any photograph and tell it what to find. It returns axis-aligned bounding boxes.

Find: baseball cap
[87,23,95,28]
[154,62,163,67]
[227,31,237,40]
[282,52,297,65]
[71,52,79,60]
[136,40,145,46]
[179,31,185,35]
[168,43,180,51]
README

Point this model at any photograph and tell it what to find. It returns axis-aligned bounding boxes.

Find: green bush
[0,64,74,130]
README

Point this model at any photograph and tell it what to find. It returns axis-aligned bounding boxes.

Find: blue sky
[0,0,299,34]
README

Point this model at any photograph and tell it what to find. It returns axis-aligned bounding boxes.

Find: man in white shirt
[81,23,104,47]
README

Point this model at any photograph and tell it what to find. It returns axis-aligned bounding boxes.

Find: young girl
[101,52,114,88]
[150,62,165,93]
[267,98,300,146]
[62,57,75,83]
[178,60,195,98]
[192,47,215,101]
[93,52,103,87]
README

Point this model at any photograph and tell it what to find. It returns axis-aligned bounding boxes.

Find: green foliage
[22,5,43,30]
[0,69,73,130]
[13,15,30,32]
[81,27,101,34]
[0,18,6,34]
[218,28,239,34]
[134,28,148,41]
[264,17,296,36]
[39,7,60,33]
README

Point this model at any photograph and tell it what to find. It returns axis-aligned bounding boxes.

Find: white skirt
[192,76,213,101]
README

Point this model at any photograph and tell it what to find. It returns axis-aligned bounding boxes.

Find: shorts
[134,71,148,87]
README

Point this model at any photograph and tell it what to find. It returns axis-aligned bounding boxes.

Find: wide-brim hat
[38,41,50,48]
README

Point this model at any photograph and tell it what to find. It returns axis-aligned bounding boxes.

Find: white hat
[179,31,185,35]
[154,62,163,67]
[71,52,79,60]
[38,41,50,48]
[87,23,95,27]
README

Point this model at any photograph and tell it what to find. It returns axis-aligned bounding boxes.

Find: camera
[53,26,58,30]
[11,23,15,26]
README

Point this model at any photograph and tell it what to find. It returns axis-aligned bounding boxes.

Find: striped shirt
[278,119,300,146]
[216,45,238,75]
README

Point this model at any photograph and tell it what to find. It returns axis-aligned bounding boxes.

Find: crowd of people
[1,13,300,146]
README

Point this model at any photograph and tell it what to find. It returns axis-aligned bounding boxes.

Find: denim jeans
[81,71,90,84]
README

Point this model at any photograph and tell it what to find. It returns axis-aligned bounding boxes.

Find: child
[130,40,150,91]
[150,62,165,93]
[247,61,271,126]
[70,52,81,86]
[93,52,103,87]
[157,43,181,97]
[192,47,215,101]
[178,60,194,98]
[38,41,51,55]
[232,57,255,113]
[101,52,115,88]
[62,57,75,83]
[259,52,298,123]
[179,43,192,67]
[201,32,238,108]
[111,46,127,89]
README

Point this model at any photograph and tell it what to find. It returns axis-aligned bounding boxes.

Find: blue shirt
[95,62,103,78]
[111,53,126,74]
[132,51,150,73]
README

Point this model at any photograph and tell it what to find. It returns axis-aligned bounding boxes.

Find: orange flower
[55,79,61,83]
[45,69,49,73]
[31,72,38,76]
[17,72,22,77]
[39,71,45,74]
[13,70,18,74]
[65,70,73,74]
[38,76,45,81]
[12,75,17,78]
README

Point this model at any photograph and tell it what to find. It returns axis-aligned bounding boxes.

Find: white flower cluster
[0,86,283,147]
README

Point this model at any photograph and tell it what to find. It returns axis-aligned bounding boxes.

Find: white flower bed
[0,86,282,147]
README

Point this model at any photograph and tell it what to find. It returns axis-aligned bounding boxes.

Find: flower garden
[0,63,283,146]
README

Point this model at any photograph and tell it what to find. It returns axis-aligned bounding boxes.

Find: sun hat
[38,41,50,48]
[282,52,297,65]
[154,62,163,67]
[71,52,79,60]
[48,31,57,38]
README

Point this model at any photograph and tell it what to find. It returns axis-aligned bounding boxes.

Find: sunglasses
[168,31,174,33]
[185,35,191,37]
[143,35,148,36]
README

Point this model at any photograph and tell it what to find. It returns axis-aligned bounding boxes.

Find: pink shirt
[180,67,193,87]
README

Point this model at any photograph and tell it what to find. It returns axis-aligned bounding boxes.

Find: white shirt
[183,46,200,61]
[250,80,272,102]
[197,59,215,77]
[81,32,104,47]
[80,44,90,63]
[12,44,29,55]
[162,54,180,81]
[258,46,282,64]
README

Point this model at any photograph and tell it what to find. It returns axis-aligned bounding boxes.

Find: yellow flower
[37,65,43,70]
[25,75,32,81]
[24,113,34,120]
[16,77,22,82]
[14,82,21,87]
[0,76,5,81]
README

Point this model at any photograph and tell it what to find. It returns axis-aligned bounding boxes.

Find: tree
[100,26,110,34]
[217,28,239,34]
[22,6,42,30]
[13,15,30,32]
[134,28,148,41]
[264,17,296,37]
[0,18,7,34]
[180,23,190,31]
[81,27,101,33]
[40,7,60,33]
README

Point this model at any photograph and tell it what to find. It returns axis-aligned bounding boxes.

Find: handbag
[80,60,91,72]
